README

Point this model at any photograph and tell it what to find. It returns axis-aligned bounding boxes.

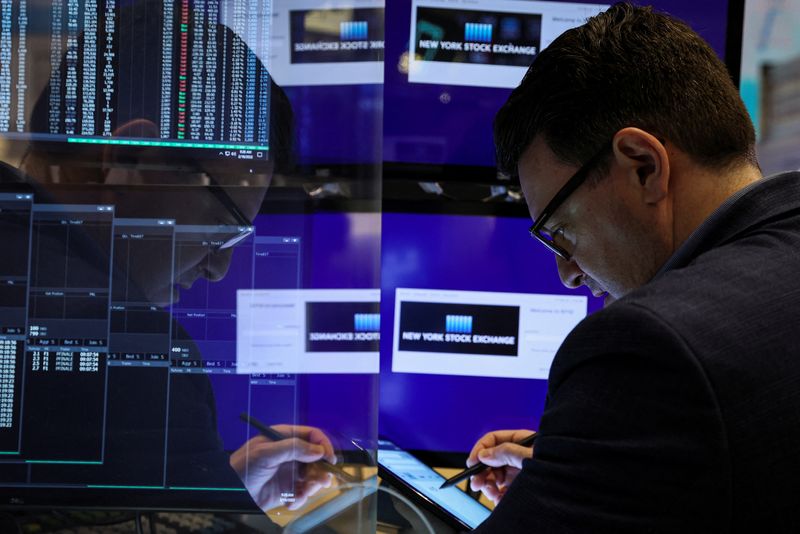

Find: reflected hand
[230,425,337,512]
[467,429,535,505]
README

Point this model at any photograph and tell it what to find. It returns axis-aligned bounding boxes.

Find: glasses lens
[540,225,560,243]
[530,224,570,259]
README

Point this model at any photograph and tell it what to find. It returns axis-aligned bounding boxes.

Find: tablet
[377,439,491,530]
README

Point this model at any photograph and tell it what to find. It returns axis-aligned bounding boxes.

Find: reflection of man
[470,4,800,532]
[229,425,336,511]
[11,0,336,514]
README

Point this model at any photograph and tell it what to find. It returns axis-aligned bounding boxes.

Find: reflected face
[171,186,266,306]
[108,183,268,307]
[100,161,272,307]
[172,246,236,302]
[518,137,662,303]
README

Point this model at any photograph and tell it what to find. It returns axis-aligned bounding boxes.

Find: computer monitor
[266,0,385,166]
[383,0,745,180]
[1,0,273,172]
[738,0,800,174]
[0,0,382,515]
[378,0,746,462]
[379,205,604,460]
[0,185,380,510]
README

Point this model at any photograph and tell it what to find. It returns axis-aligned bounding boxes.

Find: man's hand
[467,429,535,505]
[230,425,337,512]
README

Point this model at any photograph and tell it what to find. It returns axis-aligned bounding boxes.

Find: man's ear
[102,119,159,184]
[611,127,670,205]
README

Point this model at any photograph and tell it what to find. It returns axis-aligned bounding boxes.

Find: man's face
[166,184,267,306]
[518,136,670,304]
[98,169,269,307]
[102,146,273,307]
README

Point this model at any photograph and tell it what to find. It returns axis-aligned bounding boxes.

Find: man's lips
[176,266,203,290]
[584,278,606,298]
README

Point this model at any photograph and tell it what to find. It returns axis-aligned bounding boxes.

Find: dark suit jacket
[476,171,800,533]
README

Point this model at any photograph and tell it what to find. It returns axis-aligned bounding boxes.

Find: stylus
[239,412,358,483]
[438,432,538,489]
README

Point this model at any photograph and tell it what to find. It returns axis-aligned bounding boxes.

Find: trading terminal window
[23,203,115,464]
[0,0,272,158]
[0,200,305,492]
[0,193,34,456]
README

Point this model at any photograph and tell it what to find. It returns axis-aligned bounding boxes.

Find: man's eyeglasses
[529,143,610,260]
[207,183,255,251]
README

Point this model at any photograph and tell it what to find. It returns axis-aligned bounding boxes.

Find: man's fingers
[481,482,502,504]
[300,465,333,486]
[470,470,489,492]
[297,478,324,501]
[286,493,309,511]
[468,432,502,466]
[467,429,536,467]
[495,467,506,487]
[249,437,326,466]
[290,472,334,511]
[307,428,336,464]
[477,443,533,469]
[271,425,336,464]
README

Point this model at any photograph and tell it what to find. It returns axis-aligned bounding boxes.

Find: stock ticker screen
[0,0,271,161]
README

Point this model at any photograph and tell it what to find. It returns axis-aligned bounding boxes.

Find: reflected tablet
[377,439,491,530]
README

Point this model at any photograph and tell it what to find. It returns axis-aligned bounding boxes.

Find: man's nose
[556,256,584,289]
[202,248,234,282]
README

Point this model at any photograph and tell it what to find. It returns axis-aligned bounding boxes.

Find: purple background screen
[379,212,603,453]
[176,211,381,452]
[383,0,732,167]
[285,85,383,165]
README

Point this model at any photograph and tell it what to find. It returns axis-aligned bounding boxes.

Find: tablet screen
[378,440,491,529]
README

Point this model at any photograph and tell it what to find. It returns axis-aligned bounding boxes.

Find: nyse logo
[445,315,473,334]
[341,21,368,41]
[354,313,380,332]
[464,23,492,43]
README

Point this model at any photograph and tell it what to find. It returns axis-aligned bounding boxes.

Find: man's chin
[140,286,177,308]
[171,285,181,305]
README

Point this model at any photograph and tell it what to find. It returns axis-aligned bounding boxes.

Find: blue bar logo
[445,315,473,334]
[354,313,380,332]
[464,23,492,43]
[341,21,368,41]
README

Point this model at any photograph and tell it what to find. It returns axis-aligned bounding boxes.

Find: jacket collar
[655,171,800,277]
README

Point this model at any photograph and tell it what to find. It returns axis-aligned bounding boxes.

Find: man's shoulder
[628,220,800,350]
[623,174,800,346]
[548,299,701,393]
[554,296,694,362]
[553,208,800,389]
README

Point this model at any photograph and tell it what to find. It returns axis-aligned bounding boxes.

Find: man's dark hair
[494,3,757,178]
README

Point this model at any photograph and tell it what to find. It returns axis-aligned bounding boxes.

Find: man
[468,3,800,532]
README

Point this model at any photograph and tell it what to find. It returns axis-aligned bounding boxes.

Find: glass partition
[0,0,381,531]
[0,0,751,531]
